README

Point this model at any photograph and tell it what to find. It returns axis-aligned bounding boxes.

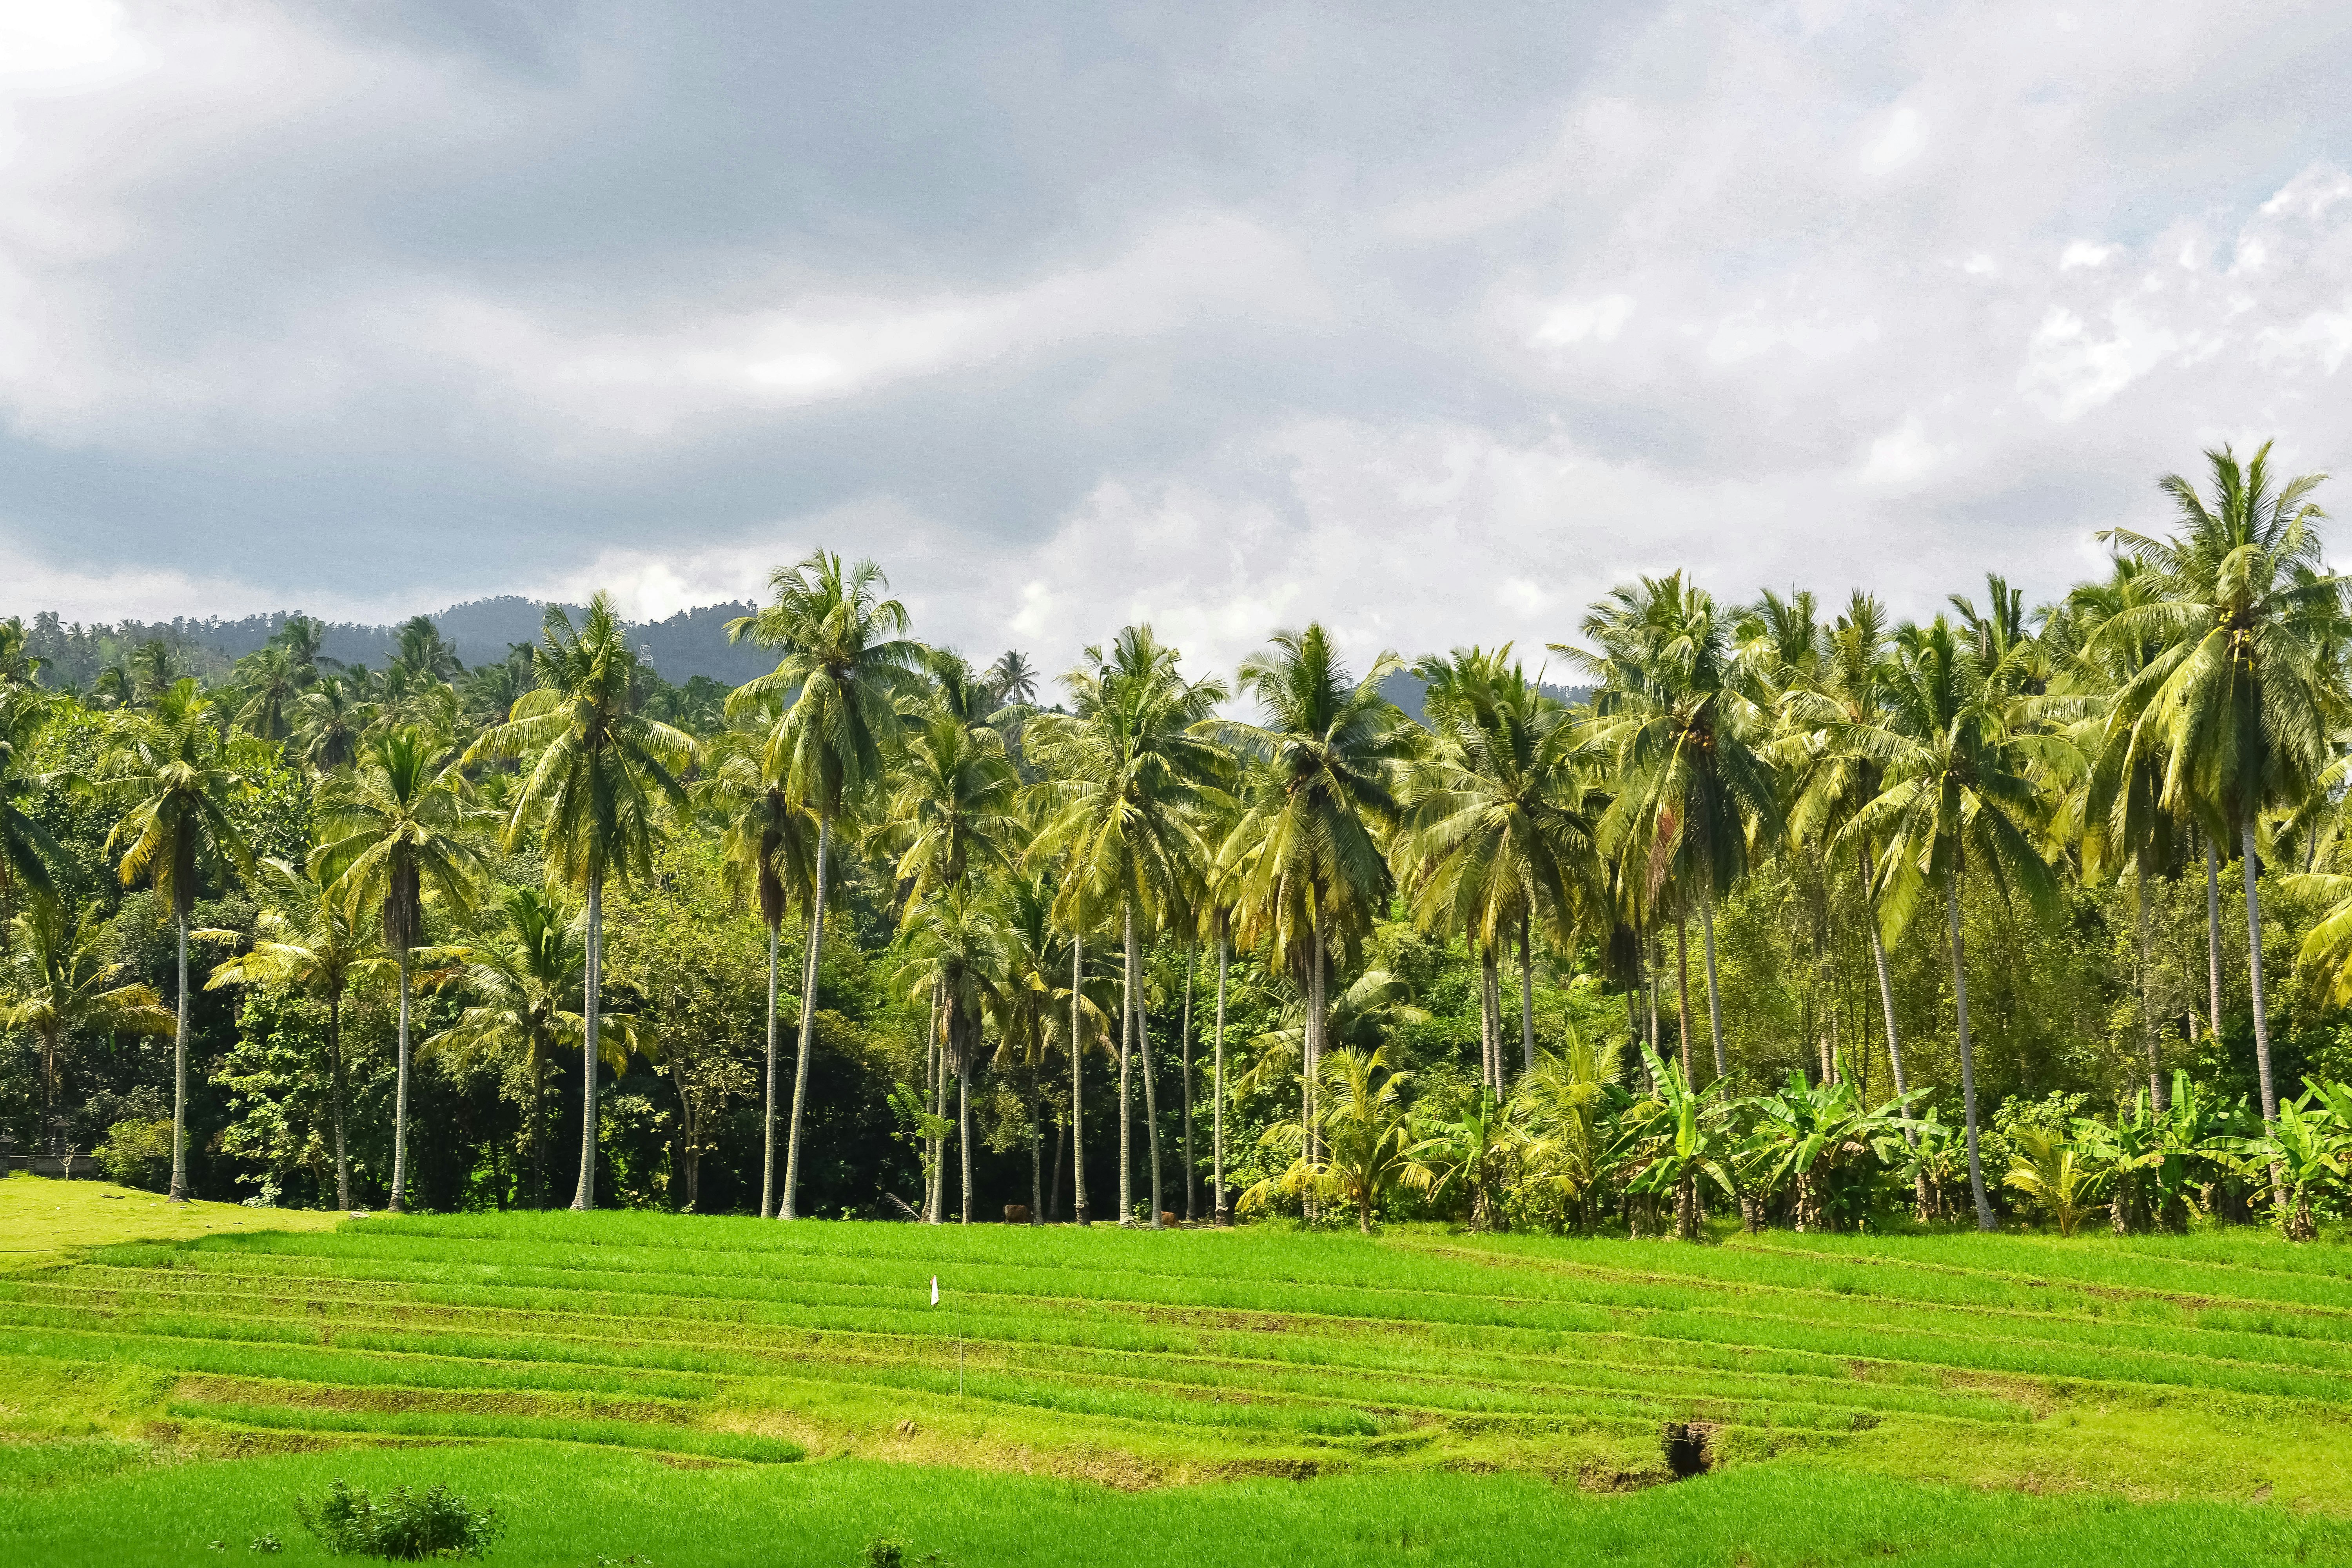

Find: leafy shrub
[94,1118,173,1188]
[294,1479,504,1560]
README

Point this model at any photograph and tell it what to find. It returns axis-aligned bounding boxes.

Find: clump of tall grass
[294,1478,503,1559]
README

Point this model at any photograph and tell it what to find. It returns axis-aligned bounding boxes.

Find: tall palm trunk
[958,1030,973,1226]
[2138,862,2164,1110]
[1859,846,1912,1135]
[1517,912,1536,1079]
[1180,946,1196,1223]
[1700,887,1727,1078]
[1135,920,1163,1230]
[531,1053,548,1209]
[327,989,350,1210]
[926,978,946,1223]
[390,942,412,1212]
[2205,838,2223,1039]
[1071,929,1089,1226]
[781,816,829,1220]
[760,923,779,1219]
[169,913,191,1200]
[2242,820,2278,1122]
[1028,1054,1044,1225]
[1213,931,1229,1226]
[572,874,602,1212]
[1118,910,1134,1225]
[1646,931,1662,1061]
[1673,917,1695,1085]
[1305,928,1327,1222]
[1477,943,1500,1092]
[1945,871,1994,1232]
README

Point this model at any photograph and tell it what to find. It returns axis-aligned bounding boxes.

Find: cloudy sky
[4,1,2351,679]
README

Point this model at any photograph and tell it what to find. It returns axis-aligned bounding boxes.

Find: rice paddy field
[8,1172,2352,1565]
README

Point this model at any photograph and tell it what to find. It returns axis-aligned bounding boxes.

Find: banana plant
[1402,1085,1526,1232]
[1739,1058,1918,1232]
[1619,1045,1740,1241]
[2070,1094,2166,1234]
[2230,1082,2352,1241]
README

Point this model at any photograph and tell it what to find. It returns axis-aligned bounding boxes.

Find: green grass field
[8,1172,2352,1565]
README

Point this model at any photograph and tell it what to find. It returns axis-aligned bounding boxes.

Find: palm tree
[201,858,390,1210]
[895,886,1009,1223]
[269,614,339,682]
[290,676,369,773]
[471,595,694,1212]
[388,615,464,688]
[1243,1043,1417,1233]
[2096,443,2342,1123]
[0,687,63,914]
[1213,626,1405,1211]
[421,886,640,1209]
[312,726,487,1212]
[2058,559,2188,1108]
[1564,574,1782,1081]
[0,616,46,688]
[92,679,255,1200]
[699,709,822,1219]
[1778,593,1920,1122]
[2,895,174,1158]
[987,871,1101,1224]
[1028,626,1229,1227]
[1398,646,1600,1090]
[726,552,922,1220]
[128,640,180,705]
[1841,616,2066,1230]
[232,646,304,743]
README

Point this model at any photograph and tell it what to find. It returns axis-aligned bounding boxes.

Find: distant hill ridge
[25,597,774,685]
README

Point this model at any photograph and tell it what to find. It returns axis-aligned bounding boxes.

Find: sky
[4,1,2352,683]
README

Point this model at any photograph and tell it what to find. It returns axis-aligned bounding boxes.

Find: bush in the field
[94,1118,174,1189]
[294,1479,503,1560]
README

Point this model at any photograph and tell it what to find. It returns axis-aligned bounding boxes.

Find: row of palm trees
[2,441,2343,1237]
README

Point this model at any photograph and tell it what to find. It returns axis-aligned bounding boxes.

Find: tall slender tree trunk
[1180,946,1196,1223]
[1048,1118,1065,1223]
[572,874,602,1212]
[1118,907,1134,1225]
[1305,927,1327,1222]
[958,1032,973,1225]
[169,911,190,1201]
[2243,820,2278,1122]
[531,1053,548,1209]
[1213,931,1229,1226]
[781,817,828,1220]
[761,923,779,1219]
[1946,871,1994,1232]
[1700,888,1727,1079]
[1673,917,1695,1085]
[927,979,946,1223]
[390,942,412,1212]
[2138,862,2164,1110]
[2205,838,2224,1039]
[1859,846,1912,1125]
[327,989,350,1211]
[1136,917,1163,1230]
[1646,931,1662,1062]
[1028,1055,1044,1225]
[1518,912,1536,1079]
[1071,929,1089,1226]
[1478,943,1500,1092]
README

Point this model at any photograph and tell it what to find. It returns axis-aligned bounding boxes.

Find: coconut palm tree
[1564,574,1782,1081]
[1212,626,1405,1208]
[91,679,255,1200]
[1777,593,1920,1121]
[0,687,63,913]
[312,726,487,1213]
[421,886,641,1209]
[0,616,45,688]
[895,886,1009,1224]
[885,711,1024,911]
[470,595,694,1212]
[1398,646,1601,1090]
[232,646,304,743]
[269,614,338,682]
[201,858,390,1210]
[290,677,369,774]
[2,894,174,1159]
[698,708,822,1219]
[2096,443,2343,1123]
[1029,626,1230,1227]
[1840,616,2067,1230]
[726,553,923,1220]
[986,871,1102,1224]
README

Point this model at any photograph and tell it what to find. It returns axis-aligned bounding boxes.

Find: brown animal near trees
[1003,1203,1030,1223]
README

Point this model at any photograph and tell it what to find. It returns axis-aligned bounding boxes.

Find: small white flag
[931,1276,940,1307]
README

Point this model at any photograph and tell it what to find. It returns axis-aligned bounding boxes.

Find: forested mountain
[15,599,769,691]
[5,441,2352,1247]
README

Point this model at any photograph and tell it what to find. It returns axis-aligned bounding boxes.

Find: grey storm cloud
[4,0,2352,680]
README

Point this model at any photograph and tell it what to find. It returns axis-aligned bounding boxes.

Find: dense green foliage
[7,449,2352,1244]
